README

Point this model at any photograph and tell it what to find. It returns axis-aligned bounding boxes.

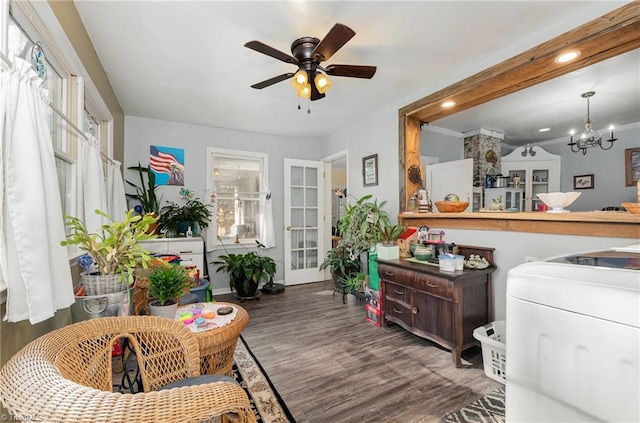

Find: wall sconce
[521,143,536,157]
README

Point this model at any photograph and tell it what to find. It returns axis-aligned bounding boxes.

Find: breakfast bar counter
[398,211,640,238]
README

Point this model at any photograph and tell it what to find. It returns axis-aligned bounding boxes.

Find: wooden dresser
[378,245,495,367]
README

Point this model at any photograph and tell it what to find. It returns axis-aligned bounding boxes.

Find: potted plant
[126,163,161,215]
[211,239,277,300]
[337,194,404,263]
[319,245,361,297]
[61,209,158,295]
[147,264,190,318]
[341,272,366,296]
[158,198,212,237]
[375,221,405,260]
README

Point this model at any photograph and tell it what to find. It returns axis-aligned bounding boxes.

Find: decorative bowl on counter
[434,201,469,213]
[413,246,433,261]
[621,202,640,214]
[536,192,581,213]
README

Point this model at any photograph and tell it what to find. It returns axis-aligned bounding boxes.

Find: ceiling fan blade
[325,64,377,79]
[250,73,295,89]
[310,81,326,101]
[312,23,356,62]
[244,41,298,65]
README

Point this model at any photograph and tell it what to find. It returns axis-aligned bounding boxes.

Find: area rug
[113,335,295,423]
[441,387,505,423]
[234,335,296,423]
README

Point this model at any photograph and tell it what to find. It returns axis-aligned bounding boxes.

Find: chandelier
[568,91,616,155]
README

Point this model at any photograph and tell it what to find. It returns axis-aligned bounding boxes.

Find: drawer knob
[426,282,438,288]
[412,306,419,315]
[393,289,404,295]
[385,270,395,276]
[393,308,403,314]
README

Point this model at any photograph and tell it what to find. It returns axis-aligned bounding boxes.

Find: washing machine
[505,243,640,422]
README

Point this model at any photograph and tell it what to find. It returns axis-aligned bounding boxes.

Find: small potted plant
[158,198,212,237]
[374,221,405,260]
[319,245,361,297]
[211,240,277,300]
[61,209,158,295]
[147,264,191,318]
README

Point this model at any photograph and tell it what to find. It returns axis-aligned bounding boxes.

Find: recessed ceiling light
[538,128,551,132]
[554,50,581,64]
[441,100,456,108]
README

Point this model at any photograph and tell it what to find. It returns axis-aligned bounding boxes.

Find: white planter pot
[148,300,178,319]
[377,243,400,260]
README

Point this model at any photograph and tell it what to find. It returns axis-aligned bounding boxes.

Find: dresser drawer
[384,281,410,304]
[383,298,413,327]
[415,276,453,299]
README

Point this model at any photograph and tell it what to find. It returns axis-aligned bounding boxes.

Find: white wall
[124,116,323,293]
[539,122,640,211]
[420,130,464,163]
[323,104,401,221]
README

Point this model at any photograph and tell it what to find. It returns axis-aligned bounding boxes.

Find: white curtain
[79,133,107,232]
[0,56,74,324]
[106,160,127,222]
[259,190,276,248]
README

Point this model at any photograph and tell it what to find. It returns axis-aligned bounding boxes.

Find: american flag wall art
[150,145,184,186]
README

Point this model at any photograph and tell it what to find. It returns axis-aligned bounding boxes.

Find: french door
[284,159,325,285]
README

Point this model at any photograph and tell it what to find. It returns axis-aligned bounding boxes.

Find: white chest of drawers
[138,237,205,274]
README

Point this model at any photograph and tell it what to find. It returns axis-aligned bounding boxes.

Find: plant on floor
[341,272,366,294]
[211,239,277,298]
[61,209,158,285]
[158,198,213,236]
[147,264,190,306]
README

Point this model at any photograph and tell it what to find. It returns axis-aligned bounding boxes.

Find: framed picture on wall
[362,154,378,187]
[625,147,640,186]
[573,174,594,190]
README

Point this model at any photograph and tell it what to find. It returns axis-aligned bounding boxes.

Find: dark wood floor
[217,280,500,423]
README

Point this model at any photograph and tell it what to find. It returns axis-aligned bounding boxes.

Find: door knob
[286,226,291,231]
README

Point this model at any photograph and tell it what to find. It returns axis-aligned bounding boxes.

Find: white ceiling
[73,1,637,146]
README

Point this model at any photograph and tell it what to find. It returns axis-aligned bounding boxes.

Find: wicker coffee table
[175,302,249,376]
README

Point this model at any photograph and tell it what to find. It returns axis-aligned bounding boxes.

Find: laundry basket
[473,320,506,384]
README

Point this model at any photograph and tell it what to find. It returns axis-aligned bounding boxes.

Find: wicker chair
[0,316,257,423]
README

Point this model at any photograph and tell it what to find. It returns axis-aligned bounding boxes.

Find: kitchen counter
[399,211,640,238]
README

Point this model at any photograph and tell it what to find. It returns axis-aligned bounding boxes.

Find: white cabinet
[502,147,561,212]
[138,237,205,274]
[484,188,524,211]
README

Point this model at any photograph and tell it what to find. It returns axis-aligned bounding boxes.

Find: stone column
[463,130,503,186]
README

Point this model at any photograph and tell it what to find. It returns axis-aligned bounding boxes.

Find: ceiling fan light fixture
[291,69,308,90]
[554,50,581,64]
[297,83,311,99]
[314,72,332,94]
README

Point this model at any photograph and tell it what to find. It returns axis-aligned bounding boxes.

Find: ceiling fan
[244,23,377,101]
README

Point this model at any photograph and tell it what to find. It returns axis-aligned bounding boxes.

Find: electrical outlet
[524,256,538,263]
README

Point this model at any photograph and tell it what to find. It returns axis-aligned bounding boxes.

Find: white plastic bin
[473,320,506,384]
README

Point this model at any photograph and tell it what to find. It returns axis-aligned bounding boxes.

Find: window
[6,1,114,246]
[207,148,268,248]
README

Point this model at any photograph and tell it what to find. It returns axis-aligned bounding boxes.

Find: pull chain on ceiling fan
[244,23,377,109]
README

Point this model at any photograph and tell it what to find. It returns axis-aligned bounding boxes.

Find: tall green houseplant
[126,163,161,215]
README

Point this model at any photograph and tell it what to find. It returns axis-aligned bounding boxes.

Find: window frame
[206,147,269,250]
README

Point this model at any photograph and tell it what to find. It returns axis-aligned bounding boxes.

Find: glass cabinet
[501,147,561,212]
